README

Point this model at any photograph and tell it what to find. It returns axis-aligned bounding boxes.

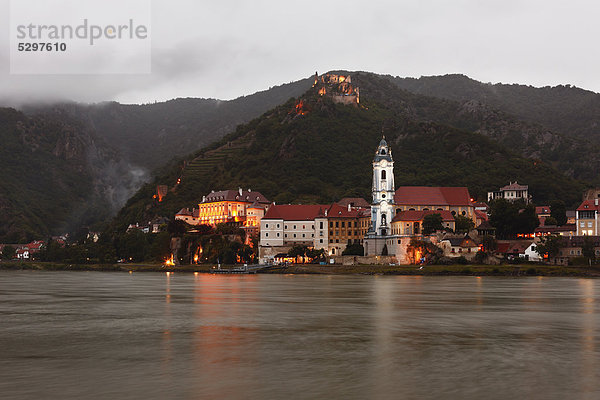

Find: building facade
[576,199,600,236]
[487,182,531,203]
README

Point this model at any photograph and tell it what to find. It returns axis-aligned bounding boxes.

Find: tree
[543,216,558,226]
[515,205,539,235]
[342,243,364,256]
[2,245,15,260]
[481,235,497,253]
[582,236,596,264]
[535,234,562,260]
[489,199,518,239]
[168,219,188,237]
[454,215,474,233]
[422,213,443,235]
[489,199,539,239]
[550,200,567,226]
[288,244,308,258]
[306,248,325,262]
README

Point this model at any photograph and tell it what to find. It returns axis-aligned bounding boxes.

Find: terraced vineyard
[183,135,253,178]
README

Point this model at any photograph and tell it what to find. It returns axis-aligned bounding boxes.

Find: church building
[364,137,402,257]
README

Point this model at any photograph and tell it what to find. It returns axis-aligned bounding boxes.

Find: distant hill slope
[361,73,600,184]
[112,72,588,232]
[391,73,600,145]
[0,108,145,242]
[23,77,314,170]
[0,77,313,241]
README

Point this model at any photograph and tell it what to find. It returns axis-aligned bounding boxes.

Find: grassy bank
[1,261,600,277]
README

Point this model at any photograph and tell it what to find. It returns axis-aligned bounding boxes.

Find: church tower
[370,137,395,236]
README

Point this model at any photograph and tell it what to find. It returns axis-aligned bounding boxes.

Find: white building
[259,204,329,263]
[576,199,600,236]
[488,182,531,203]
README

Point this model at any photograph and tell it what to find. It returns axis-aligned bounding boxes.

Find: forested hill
[112,72,589,232]
[0,108,145,242]
[391,73,600,149]
[22,77,314,171]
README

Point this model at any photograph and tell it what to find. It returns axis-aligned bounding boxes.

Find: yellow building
[197,189,271,227]
[326,203,370,255]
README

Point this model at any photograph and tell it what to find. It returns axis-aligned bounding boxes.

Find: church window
[462,211,466,216]
[380,149,386,155]
[381,170,387,180]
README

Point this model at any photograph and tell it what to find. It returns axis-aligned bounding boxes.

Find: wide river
[1,271,599,399]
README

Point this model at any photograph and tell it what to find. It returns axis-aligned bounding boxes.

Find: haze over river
[1,271,599,399]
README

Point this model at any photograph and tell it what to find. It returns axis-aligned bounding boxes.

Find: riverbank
[2,261,600,277]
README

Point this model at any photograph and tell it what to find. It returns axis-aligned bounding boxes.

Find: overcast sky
[1,0,599,105]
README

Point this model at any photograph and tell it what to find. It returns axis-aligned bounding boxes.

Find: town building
[258,201,371,262]
[176,188,271,238]
[534,224,576,237]
[394,186,476,222]
[259,204,328,263]
[175,208,198,225]
[391,210,455,236]
[576,199,600,236]
[549,236,600,265]
[439,235,480,260]
[326,203,370,255]
[487,182,531,203]
[535,206,551,225]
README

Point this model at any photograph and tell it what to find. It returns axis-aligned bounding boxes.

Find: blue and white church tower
[370,137,395,236]
[364,137,401,257]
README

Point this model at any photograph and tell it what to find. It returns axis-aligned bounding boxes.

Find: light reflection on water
[0,271,599,399]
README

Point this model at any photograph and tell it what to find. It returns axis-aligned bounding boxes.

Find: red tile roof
[263,205,327,221]
[327,203,369,218]
[336,197,370,209]
[577,200,600,212]
[204,189,270,204]
[500,182,528,191]
[392,210,455,223]
[394,186,472,207]
[176,208,193,216]
[535,206,551,215]
[475,210,488,221]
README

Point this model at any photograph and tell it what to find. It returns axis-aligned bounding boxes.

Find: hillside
[112,72,589,232]
[358,73,600,184]
[391,73,600,153]
[22,77,314,170]
[0,108,146,242]
[0,77,314,241]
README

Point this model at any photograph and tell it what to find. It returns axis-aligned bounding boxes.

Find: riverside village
[165,135,600,269]
[3,74,600,271]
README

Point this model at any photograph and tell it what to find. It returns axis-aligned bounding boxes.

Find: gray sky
[1,0,599,105]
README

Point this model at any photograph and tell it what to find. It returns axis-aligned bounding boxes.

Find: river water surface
[1,271,599,399]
